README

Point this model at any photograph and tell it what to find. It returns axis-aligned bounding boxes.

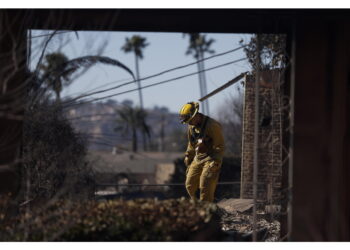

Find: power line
[30,34,247,109]
[64,57,247,108]
[62,45,248,106]
[63,57,248,109]
[65,45,247,104]
[65,77,133,100]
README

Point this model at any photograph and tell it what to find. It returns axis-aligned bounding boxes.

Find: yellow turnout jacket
[185,115,225,164]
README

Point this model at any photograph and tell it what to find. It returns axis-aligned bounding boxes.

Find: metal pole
[196,57,205,114]
[253,34,261,242]
[200,53,210,116]
[199,73,246,102]
[240,74,247,199]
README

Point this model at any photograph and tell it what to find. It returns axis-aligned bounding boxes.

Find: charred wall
[240,70,283,205]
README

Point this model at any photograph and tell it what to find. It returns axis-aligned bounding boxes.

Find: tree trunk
[134,54,144,110]
[160,114,165,152]
[132,127,138,152]
[55,90,61,103]
[134,54,147,151]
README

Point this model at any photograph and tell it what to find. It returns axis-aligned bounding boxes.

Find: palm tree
[121,35,149,110]
[121,35,149,150]
[114,103,151,153]
[36,53,135,105]
[39,52,70,102]
[184,33,215,115]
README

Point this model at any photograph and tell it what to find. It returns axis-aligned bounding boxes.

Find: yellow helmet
[179,102,199,124]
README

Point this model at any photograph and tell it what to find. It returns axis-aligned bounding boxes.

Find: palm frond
[74,31,79,40]
[33,55,135,105]
[61,56,135,80]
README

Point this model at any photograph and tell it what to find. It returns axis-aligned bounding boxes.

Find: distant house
[90,151,182,196]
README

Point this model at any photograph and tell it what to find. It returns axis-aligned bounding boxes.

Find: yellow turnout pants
[185,158,221,202]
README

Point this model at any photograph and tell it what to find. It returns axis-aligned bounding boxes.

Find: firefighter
[179,102,225,202]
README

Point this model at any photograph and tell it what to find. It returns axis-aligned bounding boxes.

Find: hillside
[65,99,187,152]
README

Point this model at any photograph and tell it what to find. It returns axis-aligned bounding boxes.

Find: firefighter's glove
[184,156,192,167]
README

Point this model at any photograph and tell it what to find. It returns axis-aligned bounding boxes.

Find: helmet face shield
[179,102,199,124]
[180,114,192,124]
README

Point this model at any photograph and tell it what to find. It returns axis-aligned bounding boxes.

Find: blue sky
[30,30,252,118]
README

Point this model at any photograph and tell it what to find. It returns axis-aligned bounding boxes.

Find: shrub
[0,198,222,241]
[20,101,94,202]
